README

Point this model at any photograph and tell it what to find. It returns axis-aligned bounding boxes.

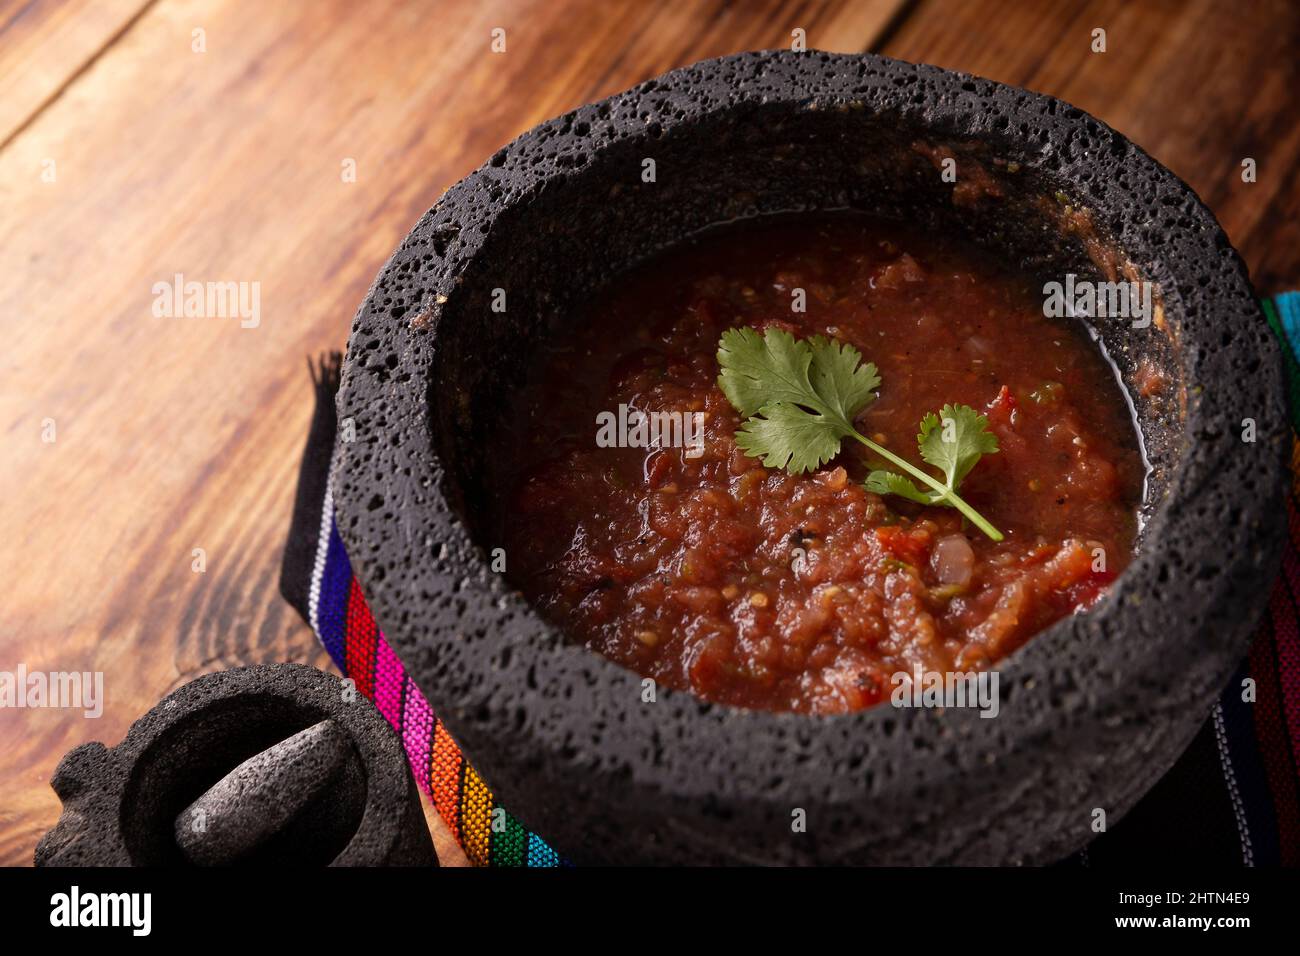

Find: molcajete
[332,51,1286,865]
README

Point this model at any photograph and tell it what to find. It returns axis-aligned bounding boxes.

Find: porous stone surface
[174,719,352,866]
[35,664,435,867]
[333,50,1287,864]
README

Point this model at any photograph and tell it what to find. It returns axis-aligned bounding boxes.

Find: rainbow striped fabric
[282,293,1300,866]
[306,476,563,866]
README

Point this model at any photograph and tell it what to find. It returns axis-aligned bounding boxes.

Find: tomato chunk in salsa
[498,214,1144,714]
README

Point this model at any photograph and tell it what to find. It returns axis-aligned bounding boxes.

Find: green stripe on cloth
[1263,296,1300,428]
[490,810,531,866]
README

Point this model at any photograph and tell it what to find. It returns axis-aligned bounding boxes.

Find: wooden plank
[878,0,1300,290]
[0,0,905,866]
[0,0,156,146]
[10,0,1290,870]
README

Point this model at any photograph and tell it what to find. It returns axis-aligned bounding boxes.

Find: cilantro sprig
[717,327,1003,541]
[718,327,881,473]
[862,404,1001,539]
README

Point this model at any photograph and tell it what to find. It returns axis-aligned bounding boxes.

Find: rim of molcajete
[332,50,1287,865]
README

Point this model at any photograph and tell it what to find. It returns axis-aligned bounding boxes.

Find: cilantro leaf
[717,327,879,473]
[735,402,844,473]
[717,327,819,417]
[864,469,935,504]
[806,334,882,425]
[917,404,1000,491]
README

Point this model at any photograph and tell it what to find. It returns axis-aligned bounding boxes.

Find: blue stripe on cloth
[1275,291,1300,354]
[317,516,352,669]
[527,831,560,867]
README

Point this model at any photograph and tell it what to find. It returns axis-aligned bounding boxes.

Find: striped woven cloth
[281,292,1300,866]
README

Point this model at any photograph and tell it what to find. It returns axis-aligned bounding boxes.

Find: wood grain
[0,0,156,146]
[0,0,904,867]
[878,0,1300,290]
[0,0,1296,868]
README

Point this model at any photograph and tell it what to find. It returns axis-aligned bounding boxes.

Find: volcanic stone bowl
[334,51,1287,865]
[36,664,434,866]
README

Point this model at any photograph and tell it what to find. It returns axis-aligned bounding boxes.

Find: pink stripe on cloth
[401,676,434,790]
[373,638,406,727]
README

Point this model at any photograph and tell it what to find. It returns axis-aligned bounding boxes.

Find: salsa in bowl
[500,213,1146,714]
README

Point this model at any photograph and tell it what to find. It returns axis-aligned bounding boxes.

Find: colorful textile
[281,295,1300,866]
[308,486,562,866]
[280,354,564,866]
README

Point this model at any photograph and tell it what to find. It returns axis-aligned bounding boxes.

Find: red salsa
[499,214,1144,714]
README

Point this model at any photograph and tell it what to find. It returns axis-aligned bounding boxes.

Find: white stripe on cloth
[1212,700,1254,866]
[308,457,336,638]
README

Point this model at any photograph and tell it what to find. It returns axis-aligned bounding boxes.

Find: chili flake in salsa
[498,214,1144,714]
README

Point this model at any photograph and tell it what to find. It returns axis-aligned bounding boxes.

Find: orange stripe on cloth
[430,720,463,845]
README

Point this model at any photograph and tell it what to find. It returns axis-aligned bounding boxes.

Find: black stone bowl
[334,51,1287,864]
[36,664,434,866]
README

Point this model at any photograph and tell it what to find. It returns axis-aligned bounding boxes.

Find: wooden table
[2,0,1296,867]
